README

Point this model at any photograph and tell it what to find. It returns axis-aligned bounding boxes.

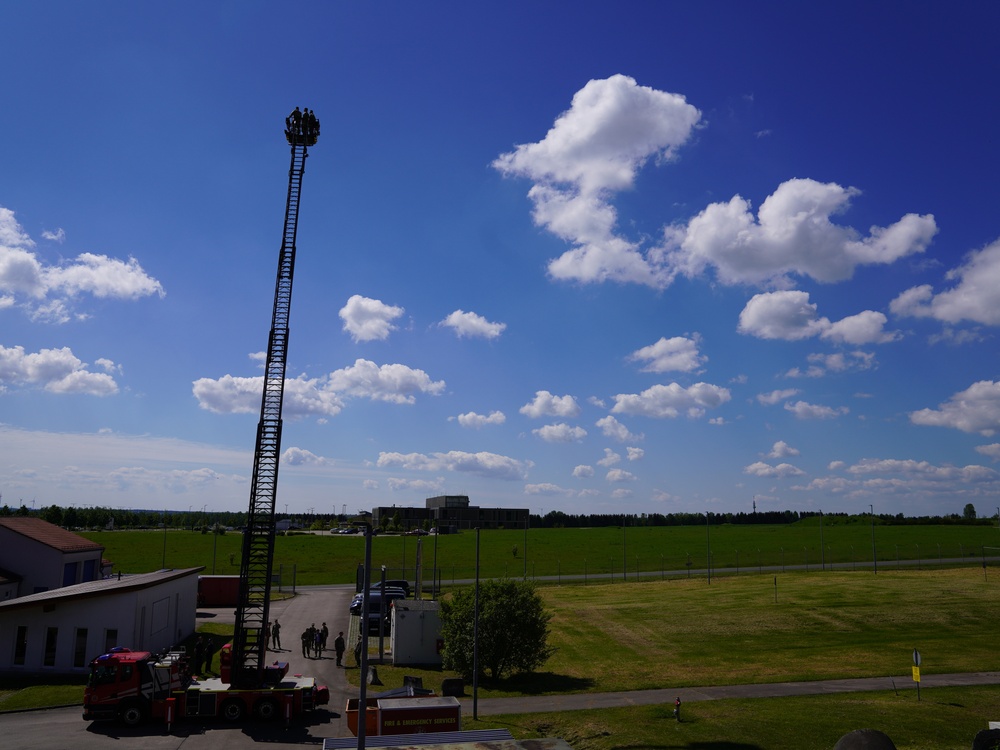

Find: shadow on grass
[490,671,596,695]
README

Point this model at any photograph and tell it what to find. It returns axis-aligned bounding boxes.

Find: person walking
[673,696,682,722]
[301,628,311,658]
[321,623,329,655]
[334,631,346,667]
[272,619,282,651]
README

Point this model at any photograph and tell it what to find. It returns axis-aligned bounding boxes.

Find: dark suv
[370,579,411,598]
[350,590,406,634]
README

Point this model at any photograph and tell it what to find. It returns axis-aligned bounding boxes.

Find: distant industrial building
[372,495,528,532]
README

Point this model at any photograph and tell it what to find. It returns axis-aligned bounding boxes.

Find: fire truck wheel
[254,697,280,721]
[118,699,147,727]
[220,697,246,722]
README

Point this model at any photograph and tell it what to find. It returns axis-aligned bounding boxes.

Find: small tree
[440,578,554,681]
[963,503,977,521]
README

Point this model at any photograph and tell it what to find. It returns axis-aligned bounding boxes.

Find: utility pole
[870,504,878,575]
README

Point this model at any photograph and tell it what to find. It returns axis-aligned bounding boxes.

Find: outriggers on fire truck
[83,110,328,726]
[83,647,327,725]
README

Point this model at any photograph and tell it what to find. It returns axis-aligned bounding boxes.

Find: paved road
[4,585,999,749]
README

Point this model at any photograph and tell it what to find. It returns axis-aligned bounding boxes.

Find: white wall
[0,572,199,674]
[390,600,443,666]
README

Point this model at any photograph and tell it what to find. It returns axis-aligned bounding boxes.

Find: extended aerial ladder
[230,108,320,689]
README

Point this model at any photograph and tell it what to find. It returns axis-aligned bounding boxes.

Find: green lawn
[469,686,1000,750]
[79,521,1000,584]
[11,526,1000,748]
[351,568,1000,699]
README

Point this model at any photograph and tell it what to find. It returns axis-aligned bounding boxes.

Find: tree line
[1,501,994,532]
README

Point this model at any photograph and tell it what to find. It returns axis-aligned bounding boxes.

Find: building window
[82,559,96,582]
[103,628,118,654]
[63,562,79,587]
[73,628,89,668]
[44,627,58,667]
[13,626,27,666]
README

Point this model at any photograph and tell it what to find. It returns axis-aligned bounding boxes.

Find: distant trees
[964,503,977,521]
[440,578,554,681]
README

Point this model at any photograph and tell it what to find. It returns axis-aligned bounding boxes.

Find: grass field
[79,520,1000,584]
[471,686,1000,750]
[350,568,1000,698]
[10,525,998,747]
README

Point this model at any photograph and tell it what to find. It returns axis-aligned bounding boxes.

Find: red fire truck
[83,647,328,725]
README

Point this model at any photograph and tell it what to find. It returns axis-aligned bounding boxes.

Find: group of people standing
[300,622,330,658]
[285,106,320,142]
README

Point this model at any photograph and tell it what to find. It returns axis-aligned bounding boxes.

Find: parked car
[370,579,411,598]
[349,589,406,614]
[350,589,405,635]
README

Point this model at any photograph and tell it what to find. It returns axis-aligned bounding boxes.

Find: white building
[0,567,202,674]
[0,517,203,674]
[0,517,105,596]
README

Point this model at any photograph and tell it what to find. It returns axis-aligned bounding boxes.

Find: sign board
[912,666,921,682]
[378,696,461,735]
[912,649,921,667]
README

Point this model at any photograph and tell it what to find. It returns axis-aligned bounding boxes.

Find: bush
[440,578,554,681]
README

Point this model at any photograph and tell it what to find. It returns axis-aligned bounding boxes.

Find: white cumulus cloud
[1,206,164,323]
[628,335,706,373]
[376,450,529,481]
[910,380,1000,436]
[338,294,404,342]
[768,441,800,459]
[493,75,702,288]
[744,461,805,478]
[533,423,588,443]
[665,178,936,287]
[890,238,1000,326]
[282,447,327,466]
[440,309,506,339]
[738,291,897,344]
[0,344,118,396]
[193,359,442,415]
[520,390,581,418]
[612,382,731,419]
[454,410,506,428]
[784,401,849,420]
[596,415,644,442]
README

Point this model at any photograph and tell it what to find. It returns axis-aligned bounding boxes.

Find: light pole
[870,504,878,575]
[473,528,480,720]
[357,523,373,750]
[622,515,627,582]
[820,510,825,571]
[706,512,712,585]
[523,515,528,580]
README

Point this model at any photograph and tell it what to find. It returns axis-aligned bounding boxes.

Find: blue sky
[3,2,1000,519]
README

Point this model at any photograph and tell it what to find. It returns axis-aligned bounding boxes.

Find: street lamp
[870,504,878,575]
[820,510,825,571]
[706,512,712,585]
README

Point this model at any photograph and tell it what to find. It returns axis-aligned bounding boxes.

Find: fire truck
[83,109,329,726]
[83,647,327,725]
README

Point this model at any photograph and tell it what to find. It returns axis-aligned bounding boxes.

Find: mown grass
[348,567,1000,699]
[79,521,1000,584]
[469,686,1000,750]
